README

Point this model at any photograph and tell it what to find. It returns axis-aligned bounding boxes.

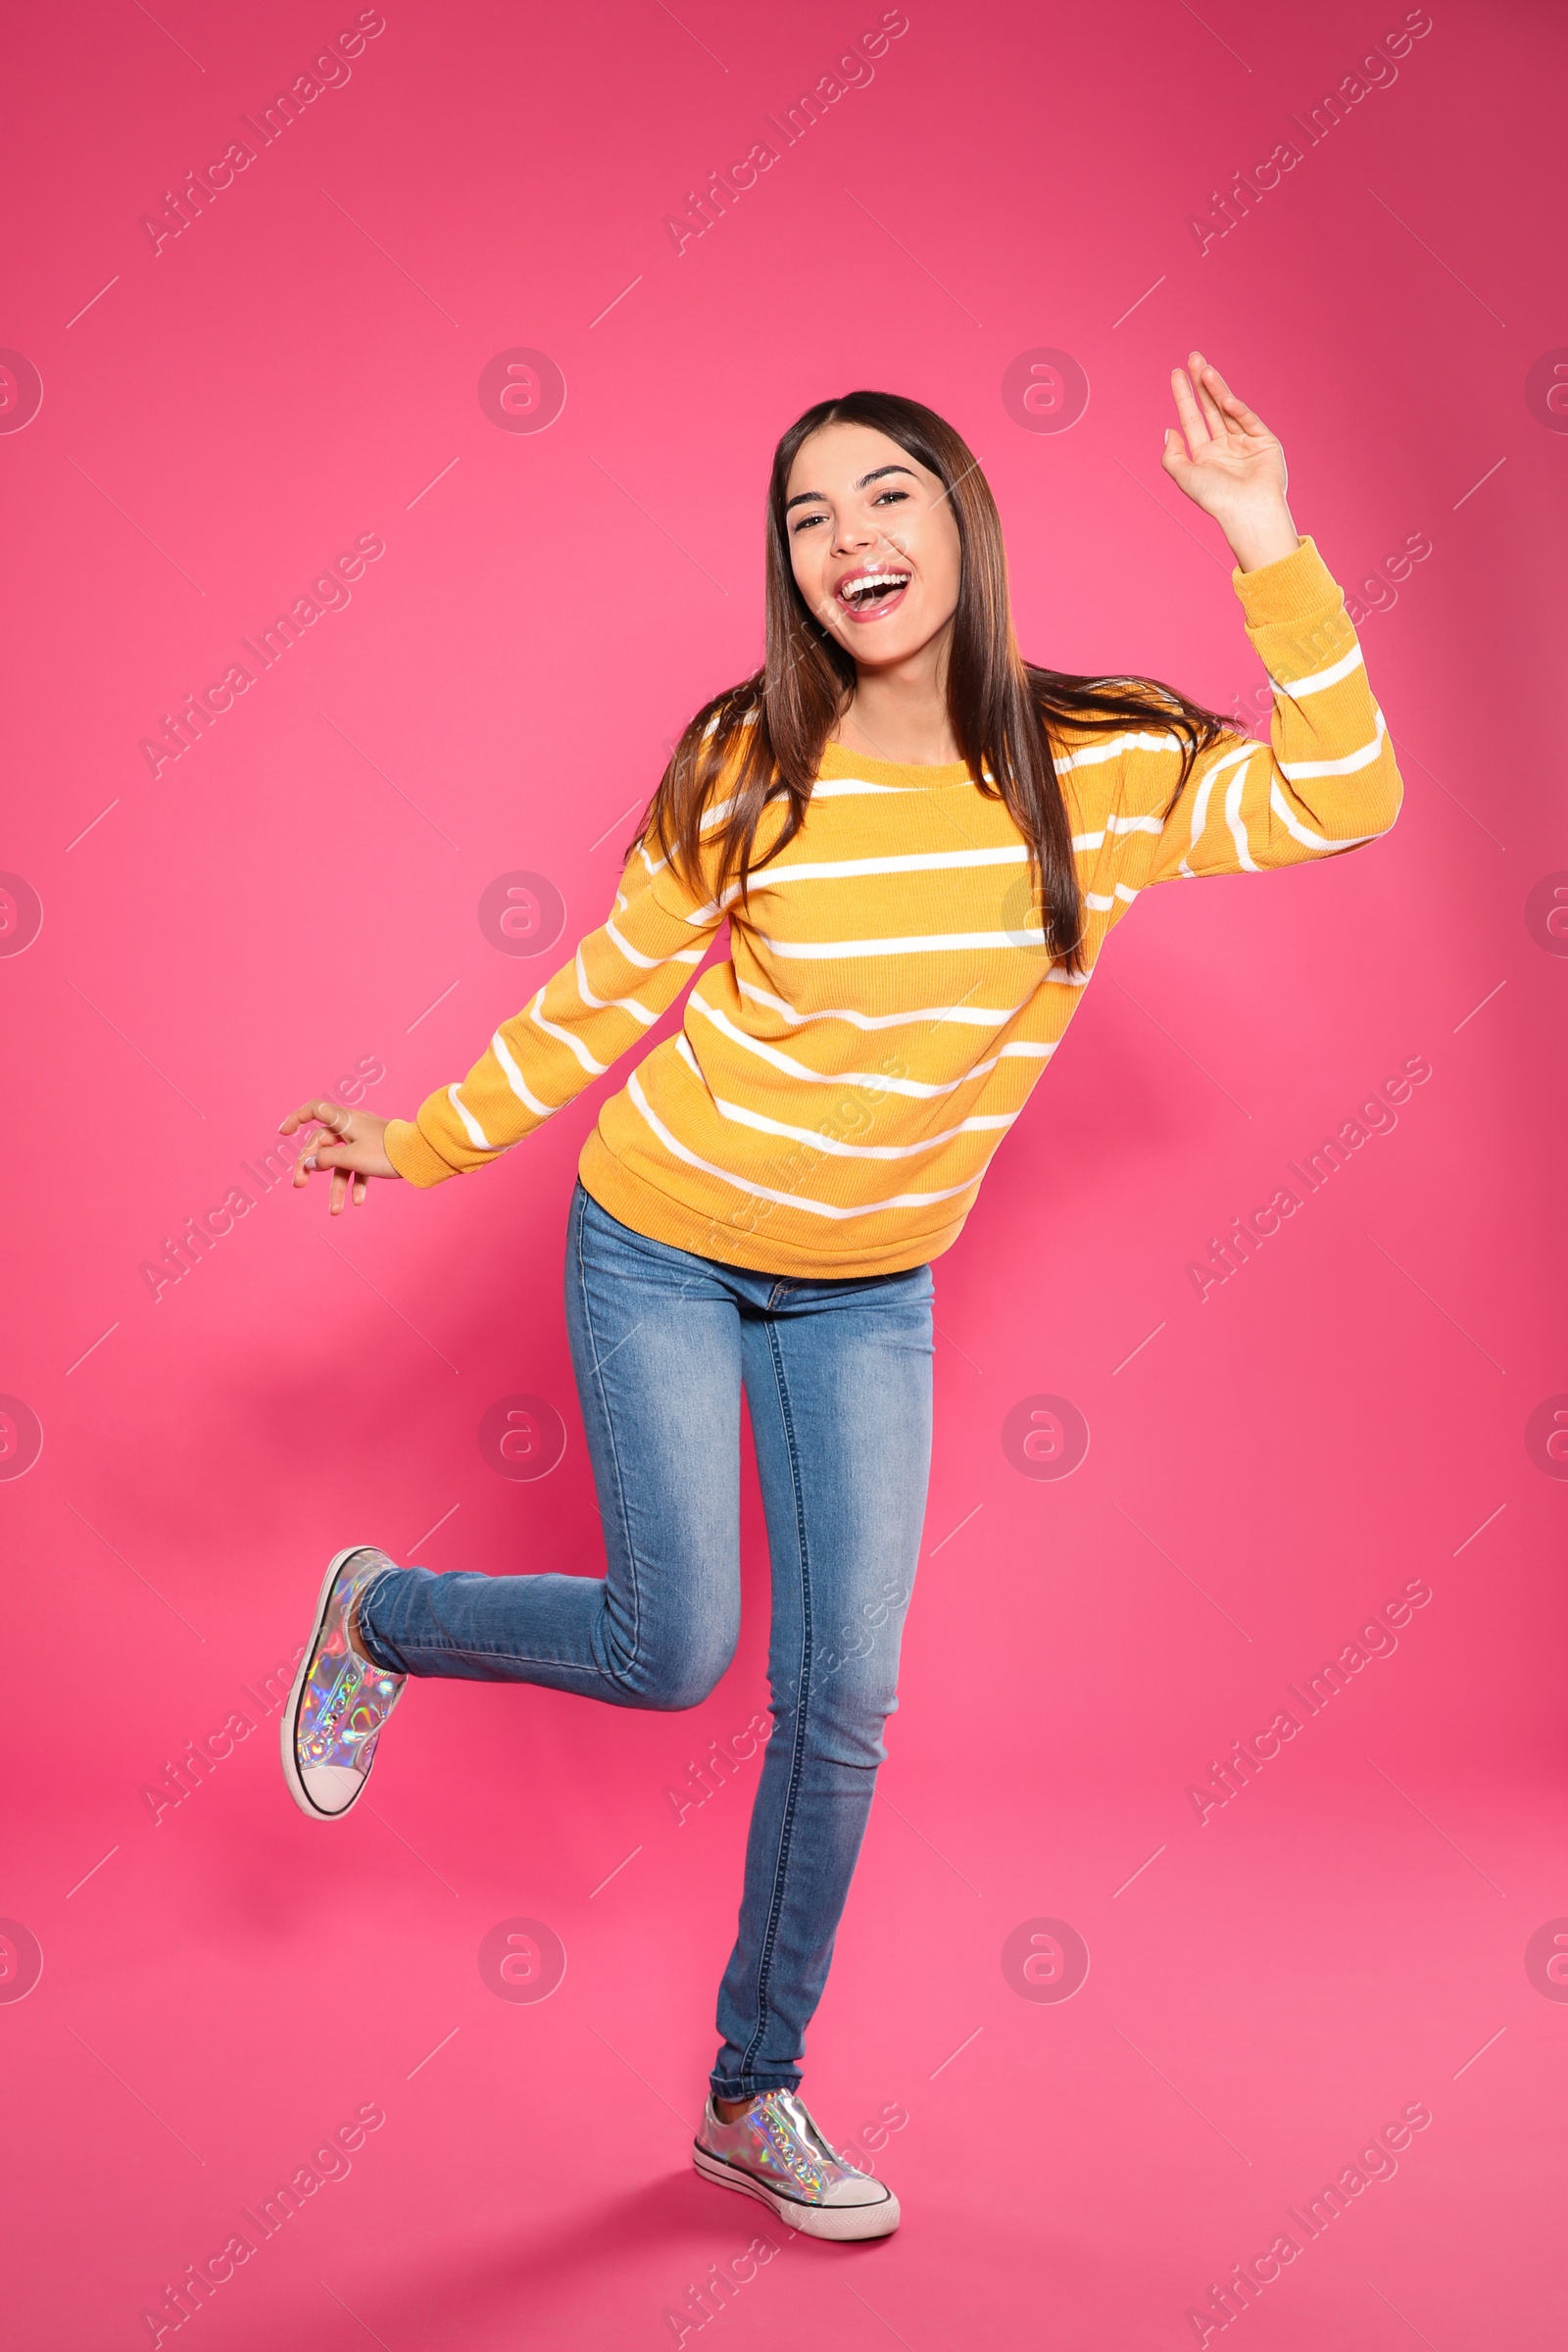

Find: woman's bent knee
[617,1641,735,1712]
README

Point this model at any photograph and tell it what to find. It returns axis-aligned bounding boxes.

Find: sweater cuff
[1232,534,1341,627]
[384,1115,460,1188]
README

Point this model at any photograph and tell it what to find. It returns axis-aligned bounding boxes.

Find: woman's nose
[832,519,877,557]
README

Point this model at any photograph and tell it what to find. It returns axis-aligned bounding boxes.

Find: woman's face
[783,422,961,671]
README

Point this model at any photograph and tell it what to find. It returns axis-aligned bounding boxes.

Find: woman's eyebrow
[784,463,919,514]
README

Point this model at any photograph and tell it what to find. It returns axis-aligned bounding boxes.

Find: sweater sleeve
[385,831,724,1187]
[1119,536,1403,889]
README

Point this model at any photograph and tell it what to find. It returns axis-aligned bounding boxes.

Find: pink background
[3,1,1564,2344]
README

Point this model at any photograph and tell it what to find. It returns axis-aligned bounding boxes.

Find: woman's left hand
[1160,352,1299,572]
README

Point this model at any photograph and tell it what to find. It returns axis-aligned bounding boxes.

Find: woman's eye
[791,513,827,534]
[873,489,909,507]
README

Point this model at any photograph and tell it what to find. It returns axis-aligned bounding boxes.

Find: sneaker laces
[761,2090,842,2179]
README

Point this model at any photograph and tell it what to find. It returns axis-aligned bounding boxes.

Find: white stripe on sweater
[637,797,738,877]
[756,927,1049,959]
[1278,709,1387,780]
[529,989,609,1077]
[676,1044,1015,1159]
[1058,730,1180,770]
[686,884,746,924]
[1184,739,1254,853]
[604,914,707,970]
[447,1083,495,1151]
[687,992,1011,1098]
[574,947,660,1025]
[760,846,1028,885]
[1266,783,1383,853]
[1268,642,1363,699]
[1224,760,1257,872]
[809,775,930,798]
[627,1069,979,1217]
[1076,810,1184,856]
[736,978,1021,1031]
[491,1026,555,1118]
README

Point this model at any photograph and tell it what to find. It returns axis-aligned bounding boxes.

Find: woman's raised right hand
[279,1099,403,1214]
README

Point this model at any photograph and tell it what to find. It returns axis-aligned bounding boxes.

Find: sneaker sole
[692,2142,900,2240]
[279,1544,383,1825]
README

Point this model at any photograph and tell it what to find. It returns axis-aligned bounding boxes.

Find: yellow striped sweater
[385,538,1401,1274]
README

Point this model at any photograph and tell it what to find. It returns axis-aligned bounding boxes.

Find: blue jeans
[358,1180,934,2098]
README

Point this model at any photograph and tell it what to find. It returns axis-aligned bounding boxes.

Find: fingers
[1191,352,1269,440]
[280,1098,350,1139]
[279,1096,384,1211]
[1169,367,1209,449]
[283,1099,354,1188]
[1188,358,1229,441]
[294,1144,372,1212]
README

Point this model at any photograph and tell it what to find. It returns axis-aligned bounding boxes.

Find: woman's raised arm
[1112,354,1402,885]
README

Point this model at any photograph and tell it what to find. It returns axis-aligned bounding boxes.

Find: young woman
[278,356,1400,2240]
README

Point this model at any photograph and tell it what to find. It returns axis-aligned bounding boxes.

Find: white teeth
[840,570,910,604]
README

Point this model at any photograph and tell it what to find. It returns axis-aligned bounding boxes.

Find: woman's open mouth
[834,566,912,623]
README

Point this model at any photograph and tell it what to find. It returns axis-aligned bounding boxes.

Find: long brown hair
[637,389,1234,971]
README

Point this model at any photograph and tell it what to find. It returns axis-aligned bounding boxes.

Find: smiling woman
[645,390,1236,983]
[275,361,1404,2243]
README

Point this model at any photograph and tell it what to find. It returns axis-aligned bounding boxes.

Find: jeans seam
[369,1637,592,1669]
[737,1315,813,2085]
[353,1569,399,1669]
[572,1182,646,1691]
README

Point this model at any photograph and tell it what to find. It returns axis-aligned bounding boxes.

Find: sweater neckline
[819,738,977,789]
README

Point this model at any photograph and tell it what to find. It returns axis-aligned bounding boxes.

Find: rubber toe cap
[823,2172,894,2207]
[301,1763,363,1816]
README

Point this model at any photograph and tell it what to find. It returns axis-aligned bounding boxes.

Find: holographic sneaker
[280,1545,405,1823]
[693,2090,900,2240]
